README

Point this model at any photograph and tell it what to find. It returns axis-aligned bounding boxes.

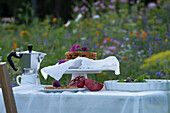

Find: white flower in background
[111,20,115,24]
[137,51,141,55]
[136,0,141,4]
[127,44,131,49]
[92,15,100,19]
[138,15,142,19]
[0,56,2,61]
[129,19,133,23]
[75,14,82,22]
[62,46,66,49]
[121,29,127,33]
[120,50,125,54]
[65,21,71,27]
[73,29,77,33]
[141,50,144,53]
[0,47,1,50]
[137,50,144,55]
[125,37,129,41]
[81,37,86,41]
[121,44,125,48]
[104,15,109,18]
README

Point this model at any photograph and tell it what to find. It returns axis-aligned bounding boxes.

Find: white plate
[40,88,86,92]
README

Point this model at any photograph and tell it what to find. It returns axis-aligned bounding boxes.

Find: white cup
[16,74,37,85]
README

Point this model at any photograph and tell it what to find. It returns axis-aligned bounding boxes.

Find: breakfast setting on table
[0,44,170,113]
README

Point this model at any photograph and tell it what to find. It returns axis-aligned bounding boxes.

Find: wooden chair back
[0,62,17,113]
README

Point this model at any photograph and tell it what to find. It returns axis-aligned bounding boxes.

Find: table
[0,85,169,113]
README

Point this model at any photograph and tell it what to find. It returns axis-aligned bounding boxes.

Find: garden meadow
[0,0,169,86]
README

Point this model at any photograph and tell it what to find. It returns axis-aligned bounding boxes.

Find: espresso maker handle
[7,52,22,71]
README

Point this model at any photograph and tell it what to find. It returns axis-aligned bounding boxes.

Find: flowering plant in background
[0,0,169,87]
[20,30,29,36]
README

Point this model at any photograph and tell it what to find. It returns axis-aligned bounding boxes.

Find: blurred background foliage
[0,0,169,86]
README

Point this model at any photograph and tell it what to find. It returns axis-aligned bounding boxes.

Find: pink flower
[95,7,99,10]
[70,44,80,52]
[103,40,107,44]
[108,46,116,50]
[129,1,134,4]
[81,47,88,51]
[110,0,115,3]
[108,5,115,9]
[113,40,120,45]
[70,44,76,52]
[148,3,156,8]
[119,0,127,3]
[80,5,86,11]
[82,0,86,3]
[74,6,79,12]
[82,11,86,14]
[100,3,105,9]
[76,45,80,49]
[94,1,100,6]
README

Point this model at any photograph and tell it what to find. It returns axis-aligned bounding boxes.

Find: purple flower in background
[108,5,115,9]
[19,70,22,74]
[82,11,86,14]
[11,82,16,87]
[157,59,161,62]
[148,47,152,57]
[129,1,134,4]
[43,40,47,45]
[58,60,66,64]
[114,40,120,45]
[110,0,115,3]
[147,71,150,74]
[108,46,116,50]
[81,47,88,51]
[82,0,86,3]
[53,81,60,87]
[94,1,100,6]
[80,5,86,11]
[103,40,107,43]
[119,0,127,3]
[156,72,164,76]
[74,6,79,12]
[100,3,105,9]
[148,3,156,8]
[95,7,99,10]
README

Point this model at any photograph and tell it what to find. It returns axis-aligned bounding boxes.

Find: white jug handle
[16,75,22,85]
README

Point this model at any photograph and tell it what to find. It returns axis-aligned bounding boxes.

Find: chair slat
[0,62,17,113]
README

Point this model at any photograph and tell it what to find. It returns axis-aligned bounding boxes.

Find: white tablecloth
[0,85,169,113]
